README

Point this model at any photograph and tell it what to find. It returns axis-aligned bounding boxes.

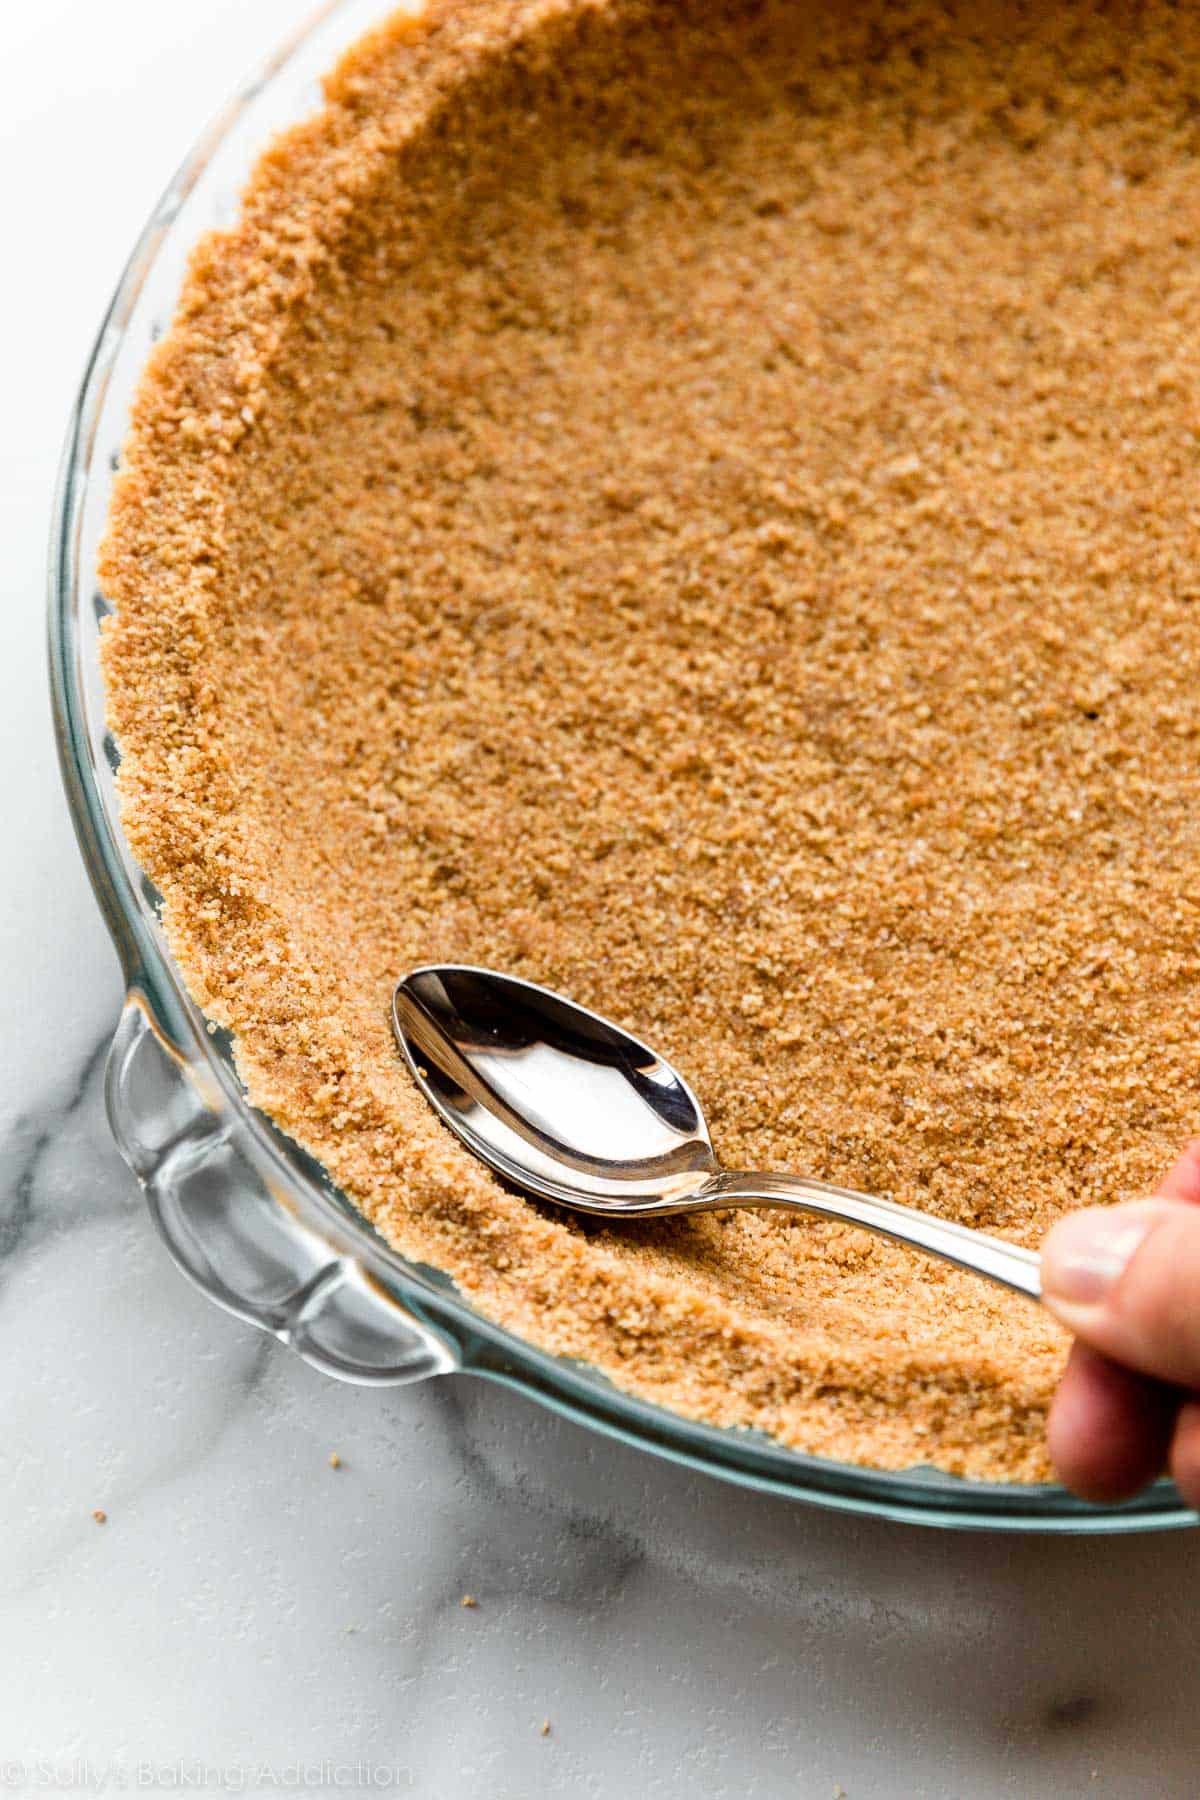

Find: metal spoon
[392,965,1042,1300]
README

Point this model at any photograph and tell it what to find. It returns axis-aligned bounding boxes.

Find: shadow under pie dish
[50,0,1200,1529]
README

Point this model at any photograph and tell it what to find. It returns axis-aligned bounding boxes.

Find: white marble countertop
[5,3,1199,1794]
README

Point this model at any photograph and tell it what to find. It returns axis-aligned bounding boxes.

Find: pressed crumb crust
[100,0,1200,1480]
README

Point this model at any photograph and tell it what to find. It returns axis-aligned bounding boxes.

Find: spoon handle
[706,1171,1042,1300]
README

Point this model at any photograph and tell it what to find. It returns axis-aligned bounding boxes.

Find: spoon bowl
[393,965,718,1208]
[393,965,1043,1299]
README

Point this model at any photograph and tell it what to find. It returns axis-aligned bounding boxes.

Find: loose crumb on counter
[99,0,1200,1482]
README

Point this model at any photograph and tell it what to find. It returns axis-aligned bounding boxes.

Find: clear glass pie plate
[47,0,1197,1532]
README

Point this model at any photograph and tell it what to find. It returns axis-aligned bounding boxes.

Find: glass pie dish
[48,0,1197,1533]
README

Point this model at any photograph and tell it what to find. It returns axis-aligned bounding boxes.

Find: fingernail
[1041,1208,1156,1305]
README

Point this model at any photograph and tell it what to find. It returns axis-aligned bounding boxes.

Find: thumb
[1042,1198,1200,1388]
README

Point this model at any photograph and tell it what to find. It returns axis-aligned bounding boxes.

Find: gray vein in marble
[422,1377,646,1611]
[0,1029,120,1264]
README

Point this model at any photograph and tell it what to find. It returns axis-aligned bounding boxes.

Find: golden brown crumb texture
[100,0,1200,1479]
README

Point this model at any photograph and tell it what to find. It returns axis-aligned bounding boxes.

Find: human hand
[1042,1138,1200,1505]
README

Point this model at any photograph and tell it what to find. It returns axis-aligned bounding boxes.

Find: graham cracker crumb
[92,1510,107,1525]
[99,0,1200,1482]
[328,1451,342,1469]
[461,1594,478,1609]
